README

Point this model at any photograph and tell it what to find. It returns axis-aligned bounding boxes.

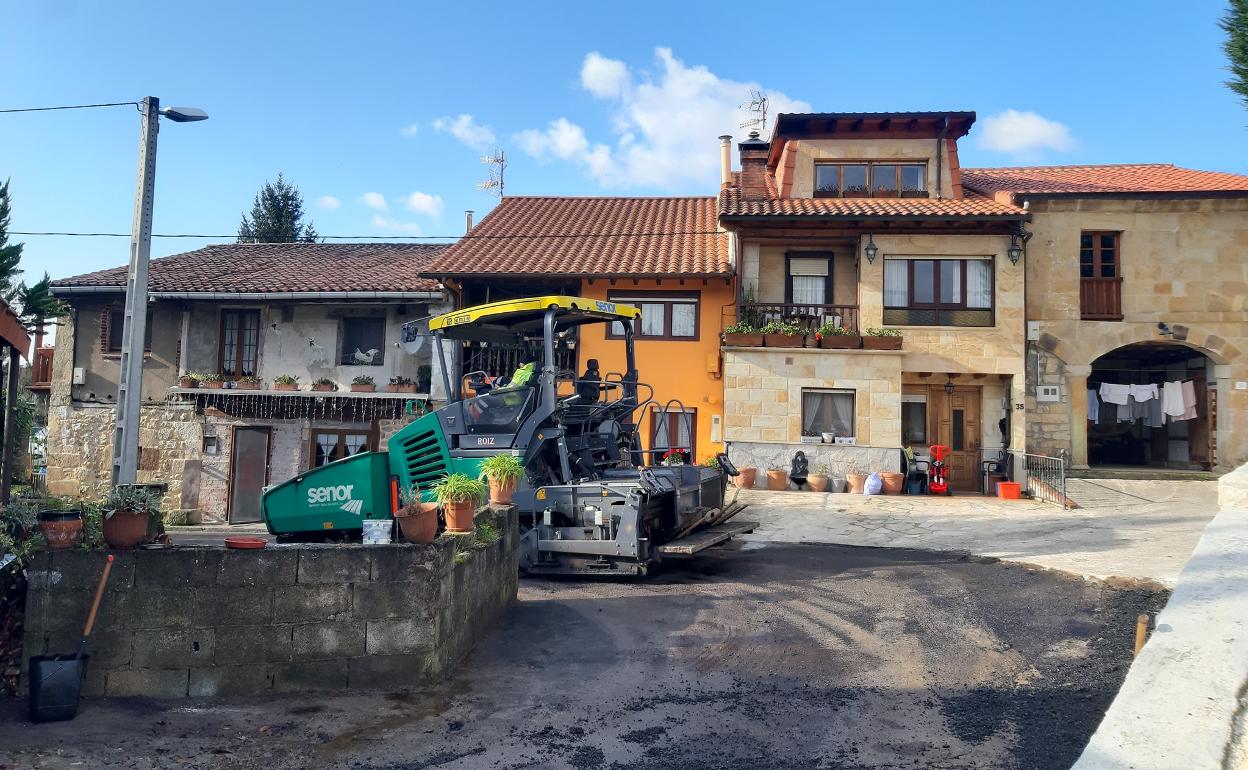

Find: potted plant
[388,375,417,394]
[235,375,262,390]
[433,473,486,534]
[37,498,83,551]
[273,374,299,392]
[660,448,687,466]
[761,320,805,348]
[846,466,868,494]
[394,483,439,544]
[814,322,862,350]
[102,485,161,549]
[177,372,203,389]
[480,453,525,505]
[201,373,224,389]
[733,465,757,489]
[862,327,903,350]
[879,469,905,494]
[723,321,764,347]
[351,375,376,393]
[765,467,789,491]
[311,377,337,393]
[807,464,831,493]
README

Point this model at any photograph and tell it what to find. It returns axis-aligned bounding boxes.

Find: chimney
[464,210,474,233]
[737,130,770,199]
[718,134,732,187]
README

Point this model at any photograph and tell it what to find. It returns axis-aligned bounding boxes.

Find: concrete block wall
[21,507,518,697]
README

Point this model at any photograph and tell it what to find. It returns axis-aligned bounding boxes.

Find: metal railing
[738,302,859,332]
[1008,450,1071,509]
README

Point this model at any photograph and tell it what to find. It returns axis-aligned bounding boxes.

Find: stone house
[962,164,1248,472]
[44,243,451,522]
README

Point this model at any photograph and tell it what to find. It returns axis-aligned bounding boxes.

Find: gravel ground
[0,542,1167,770]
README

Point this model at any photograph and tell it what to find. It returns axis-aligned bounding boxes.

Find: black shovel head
[28,654,87,722]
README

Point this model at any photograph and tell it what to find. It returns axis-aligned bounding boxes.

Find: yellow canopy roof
[429,295,640,336]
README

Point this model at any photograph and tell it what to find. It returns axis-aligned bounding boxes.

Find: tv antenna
[739,89,768,133]
[476,146,506,197]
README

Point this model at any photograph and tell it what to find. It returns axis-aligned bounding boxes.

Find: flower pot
[733,467,757,489]
[443,499,476,533]
[177,377,197,389]
[846,473,868,494]
[488,477,516,505]
[764,334,805,348]
[312,384,336,393]
[395,502,439,544]
[235,381,261,390]
[102,509,149,549]
[387,383,418,393]
[997,481,1022,500]
[879,471,905,494]
[350,384,376,393]
[723,332,765,347]
[765,469,789,491]
[807,474,830,493]
[819,334,862,349]
[202,381,224,389]
[862,336,902,350]
[273,382,298,391]
[39,510,82,551]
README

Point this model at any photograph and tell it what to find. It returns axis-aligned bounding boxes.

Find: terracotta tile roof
[51,243,447,294]
[718,184,1025,219]
[962,163,1248,197]
[423,196,730,278]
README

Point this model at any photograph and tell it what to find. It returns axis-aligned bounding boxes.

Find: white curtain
[828,393,854,436]
[802,391,823,433]
[315,434,337,466]
[640,303,665,336]
[940,261,962,304]
[884,261,908,306]
[344,434,368,456]
[671,303,696,337]
[967,260,992,308]
[802,391,855,436]
[791,275,825,305]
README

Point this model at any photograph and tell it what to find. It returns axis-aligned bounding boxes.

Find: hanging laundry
[1130,383,1158,403]
[1130,396,1150,422]
[1162,381,1185,418]
[1087,390,1099,421]
[1099,383,1131,406]
[1145,397,1165,428]
[1179,380,1197,422]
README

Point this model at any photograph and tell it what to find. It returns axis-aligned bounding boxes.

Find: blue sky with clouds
[3,0,1244,282]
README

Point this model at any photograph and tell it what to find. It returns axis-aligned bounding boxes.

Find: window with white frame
[801,389,855,438]
[882,257,994,327]
[787,254,832,307]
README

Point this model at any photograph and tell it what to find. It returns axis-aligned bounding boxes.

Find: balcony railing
[29,347,53,391]
[1080,277,1123,320]
[738,303,859,332]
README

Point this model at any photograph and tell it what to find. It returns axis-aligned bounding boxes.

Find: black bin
[28,654,87,722]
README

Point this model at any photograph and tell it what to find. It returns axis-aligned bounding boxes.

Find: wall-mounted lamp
[1157,322,1172,337]
[864,234,878,264]
[944,375,955,395]
[1007,233,1023,265]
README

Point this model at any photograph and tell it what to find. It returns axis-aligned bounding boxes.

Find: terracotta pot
[723,332,765,347]
[846,473,868,494]
[273,382,298,391]
[807,474,830,493]
[819,334,862,349]
[350,384,376,392]
[879,471,905,494]
[489,477,516,505]
[312,383,336,392]
[443,499,476,533]
[235,381,261,390]
[862,336,903,350]
[387,383,417,393]
[765,469,789,491]
[764,333,805,348]
[733,467,757,489]
[177,377,197,389]
[202,381,224,389]
[395,502,439,544]
[102,509,149,549]
[39,511,82,551]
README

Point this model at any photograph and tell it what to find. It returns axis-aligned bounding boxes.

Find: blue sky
[2,0,1244,282]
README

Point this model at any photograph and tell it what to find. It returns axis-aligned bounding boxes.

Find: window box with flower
[660,448,687,466]
[813,322,862,350]
[723,321,764,347]
[862,327,903,350]
[761,320,805,348]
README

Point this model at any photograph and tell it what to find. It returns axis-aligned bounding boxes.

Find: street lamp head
[159,106,209,123]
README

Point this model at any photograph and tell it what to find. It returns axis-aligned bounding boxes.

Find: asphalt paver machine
[261,296,753,576]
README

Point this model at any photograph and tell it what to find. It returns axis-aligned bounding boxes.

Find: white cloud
[316,195,341,210]
[978,109,1075,155]
[405,191,444,218]
[371,214,422,234]
[513,48,810,189]
[400,122,419,137]
[360,192,388,211]
[433,114,497,151]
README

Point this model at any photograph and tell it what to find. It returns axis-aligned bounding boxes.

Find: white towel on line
[1087,390,1099,421]
[1130,383,1158,403]
[1180,380,1197,421]
[1099,383,1131,406]
[1162,381,1185,418]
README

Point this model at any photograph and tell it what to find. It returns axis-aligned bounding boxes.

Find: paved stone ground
[736,479,1218,585]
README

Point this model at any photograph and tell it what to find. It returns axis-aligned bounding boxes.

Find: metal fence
[1009,450,1071,509]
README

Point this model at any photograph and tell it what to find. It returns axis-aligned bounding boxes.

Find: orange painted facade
[578,278,735,464]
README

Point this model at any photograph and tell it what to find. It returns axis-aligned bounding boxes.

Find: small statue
[790,450,810,489]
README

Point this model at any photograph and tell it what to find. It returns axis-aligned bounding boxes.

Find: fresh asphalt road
[0,542,1165,770]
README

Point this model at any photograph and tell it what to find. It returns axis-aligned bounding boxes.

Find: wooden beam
[880,118,892,132]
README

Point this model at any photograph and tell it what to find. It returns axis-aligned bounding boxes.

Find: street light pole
[111,96,207,486]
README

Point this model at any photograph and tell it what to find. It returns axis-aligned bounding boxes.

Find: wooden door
[228,427,271,524]
[1188,373,1210,469]
[930,386,982,492]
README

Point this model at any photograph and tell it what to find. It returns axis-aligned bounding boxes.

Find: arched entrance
[1088,342,1216,470]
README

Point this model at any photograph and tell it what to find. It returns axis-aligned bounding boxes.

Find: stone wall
[21,507,518,697]
[725,440,900,486]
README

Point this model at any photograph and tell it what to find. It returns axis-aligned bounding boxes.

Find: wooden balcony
[738,303,859,332]
[28,346,53,391]
[1080,277,1123,321]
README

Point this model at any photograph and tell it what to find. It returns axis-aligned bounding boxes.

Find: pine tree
[0,181,63,333]
[0,180,24,302]
[1223,0,1248,110]
[237,173,319,243]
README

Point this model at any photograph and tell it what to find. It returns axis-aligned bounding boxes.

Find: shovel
[28,554,114,722]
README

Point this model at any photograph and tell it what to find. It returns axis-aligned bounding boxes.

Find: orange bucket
[997,481,1022,500]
